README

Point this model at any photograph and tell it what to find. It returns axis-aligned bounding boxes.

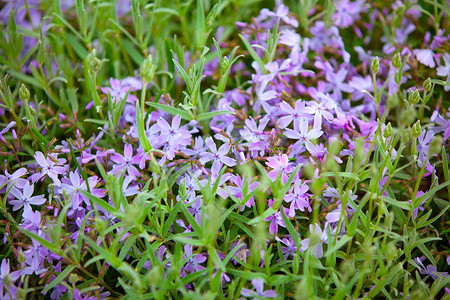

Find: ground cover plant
[0,0,450,299]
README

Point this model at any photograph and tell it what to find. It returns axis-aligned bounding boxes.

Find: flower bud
[18,250,26,264]
[428,135,443,156]
[68,273,80,285]
[87,49,102,73]
[147,265,161,286]
[408,89,421,105]
[16,288,27,300]
[95,216,106,234]
[3,274,12,288]
[384,123,392,139]
[149,156,161,175]
[400,127,413,144]
[371,56,379,75]
[392,52,401,69]
[400,106,416,126]
[220,56,230,74]
[412,120,421,138]
[140,55,156,83]
[386,94,399,110]
[423,77,432,92]
[19,84,30,101]
[63,189,70,201]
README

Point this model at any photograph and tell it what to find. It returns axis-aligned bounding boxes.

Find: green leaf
[42,265,77,293]
[180,201,202,239]
[280,208,301,251]
[147,102,193,121]
[19,228,63,256]
[239,34,265,73]
[162,201,182,237]
[80,190,122,218]
[196,110,235,121]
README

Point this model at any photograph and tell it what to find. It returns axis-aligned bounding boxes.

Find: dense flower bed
[1,0,449,299]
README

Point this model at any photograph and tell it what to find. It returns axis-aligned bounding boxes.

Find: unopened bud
[68,273,80,285]
[384,123,392,139]
[48,183,55,193]
[429,135,443,156]
[386,94,399,110]
[371,56,379,75]
[392,52,401,69]
[408,89,421,105]
[412,120,421,138]
[147,265,161,286]
[95,217,106,234]
[16,288,27,300]
[400,127,413,143]
[140,55,156,83]
[18,251,26,264]
[386,244,397,261]
[423,77,432,92]
[149,156,161,175]
[62,189,70,201]
[19,84,30,101]
[87,49,102,73]
[400,106,416,126]
[3,274,12,288]
[220,56,230,74]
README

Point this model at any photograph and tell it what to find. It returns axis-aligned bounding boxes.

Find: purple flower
[437,53,450,91]
[277,100,311,129]
[9,182,46,219]
[187,198,203,224]
[414,257,450,280]
[59,171,105,210]
[227,174,260,211]
[122,176,140,197]
[110,144,141,177]
[265,200,287,235]
[301,223,329,259]
[284,180,311,215]
[265,154,293,183]
[0,121,16,144]
[413,49,436,68]
[241,278,278,299]
[181,245,207,277]
[0,259,21,299]
[284,119,323,155]
[32,152,67,185]
[100,77,141,104]
[275,236,298,260]
[240,117,270,157]
[199,138,236,175]
[332,0,367,28]
[304,98,335,128]
[153,114,191,145]
[0,167,28,190]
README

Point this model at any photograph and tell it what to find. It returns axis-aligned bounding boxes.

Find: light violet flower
[0,259,21,299]
[437,53,450,91]
[284,119,323,155]
[32,152,67,186]
[199,138,236,175]
[181,245,206,277]
[277,100,312,129]
[265,154,293,183]
[9,182,45,219]
[110,144,141,177]
[241,278,278,299]
[0,167,28,190]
